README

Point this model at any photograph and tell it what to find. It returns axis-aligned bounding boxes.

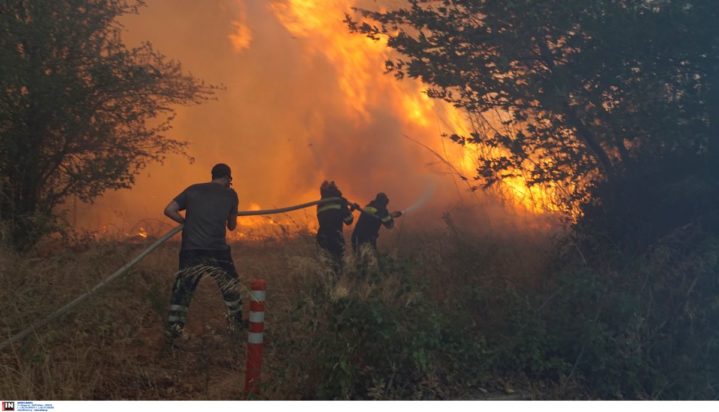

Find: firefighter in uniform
[316,180,356,271]
[351,192,402,272]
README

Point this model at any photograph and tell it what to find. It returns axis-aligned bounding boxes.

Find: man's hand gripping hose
[0,197,342,351]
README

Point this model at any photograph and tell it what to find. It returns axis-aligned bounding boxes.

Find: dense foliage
[0,0,214,248]
[347,1,719,399]
[349,0,718,219]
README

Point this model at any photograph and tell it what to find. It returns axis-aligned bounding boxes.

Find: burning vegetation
[66,0,566,239]
[1,0,718,401]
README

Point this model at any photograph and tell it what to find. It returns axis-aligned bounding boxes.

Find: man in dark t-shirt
[163,163,242,341]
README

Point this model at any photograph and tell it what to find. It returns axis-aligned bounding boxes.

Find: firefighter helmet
[375,192,389,206]
[320,180,342,198]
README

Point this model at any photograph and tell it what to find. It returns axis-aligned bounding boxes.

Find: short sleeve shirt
[174,183,239,250]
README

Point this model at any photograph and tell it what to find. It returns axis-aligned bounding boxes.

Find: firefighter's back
[352,202,384,245]
[178,182,238,250]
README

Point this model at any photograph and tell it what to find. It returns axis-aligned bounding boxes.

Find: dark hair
[211,163,232,179]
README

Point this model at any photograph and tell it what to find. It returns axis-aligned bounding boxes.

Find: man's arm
[384,211,402,228]
[227,190,238,231]
[342,199,354,225]
[379,208,394,229]
[227,210,238,231]
[164,200,185,224]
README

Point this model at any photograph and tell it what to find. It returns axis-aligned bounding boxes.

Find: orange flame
[79,0,565,239]
[270,0,563,216]
[228,2,252,51]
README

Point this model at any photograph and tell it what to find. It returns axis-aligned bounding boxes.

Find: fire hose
[0,197,344,352]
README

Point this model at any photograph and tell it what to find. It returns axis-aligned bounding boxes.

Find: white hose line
[0,197,340,351]
[236,198,339,216]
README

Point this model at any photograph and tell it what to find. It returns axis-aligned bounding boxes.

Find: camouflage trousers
[166,248,243,338]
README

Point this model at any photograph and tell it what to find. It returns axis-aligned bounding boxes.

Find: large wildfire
[75,0,561,240]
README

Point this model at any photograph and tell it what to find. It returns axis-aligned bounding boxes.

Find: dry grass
[0,222,554,400]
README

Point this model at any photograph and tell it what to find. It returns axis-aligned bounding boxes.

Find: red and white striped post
[244,278,266,397]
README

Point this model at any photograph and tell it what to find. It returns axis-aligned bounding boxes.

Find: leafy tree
[0,0,214,249]
[348,0,718,216]
[347,2,719,398]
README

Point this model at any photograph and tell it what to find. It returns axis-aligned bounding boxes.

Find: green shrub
[543,227,719,398]
[269,252,488,400]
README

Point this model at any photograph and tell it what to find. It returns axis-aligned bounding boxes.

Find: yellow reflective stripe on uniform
[364,206,378,216]
[381,216,392,223]
[318,203,342,213]
[343,215,354,223]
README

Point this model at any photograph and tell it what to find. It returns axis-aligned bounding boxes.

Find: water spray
[400,180,437,215]
[346,180,436,222]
